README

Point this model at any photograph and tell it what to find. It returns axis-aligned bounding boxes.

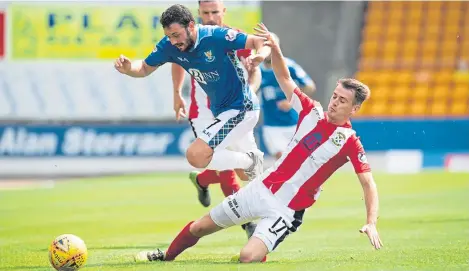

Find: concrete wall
[262,1,365,103]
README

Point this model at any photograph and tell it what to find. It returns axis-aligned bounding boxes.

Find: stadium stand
[0,62,177,121]
[355,1,469,117]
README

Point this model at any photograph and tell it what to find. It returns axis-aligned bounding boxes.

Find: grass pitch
[0,171,468,271]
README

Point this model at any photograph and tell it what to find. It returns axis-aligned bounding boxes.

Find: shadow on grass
[36,243,168,252]
[2,257,283,271]
[1,265,50,270]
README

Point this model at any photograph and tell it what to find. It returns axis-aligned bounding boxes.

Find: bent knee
[239,250,265,263]
[189,220,207,237]
[189,215,220,237]
[186,142,212,168]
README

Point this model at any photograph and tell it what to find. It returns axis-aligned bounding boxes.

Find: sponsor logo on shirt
[225,29,238,41]
[188,68,220,85]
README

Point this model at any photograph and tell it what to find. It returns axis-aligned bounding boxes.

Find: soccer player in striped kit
[135,23,382,264]
[259,32,316,160]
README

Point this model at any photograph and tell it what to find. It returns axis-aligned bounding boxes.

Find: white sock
[207,149,253,171]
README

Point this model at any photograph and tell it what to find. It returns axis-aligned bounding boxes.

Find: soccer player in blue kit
[114,4,270,181]
[259,32,316,160]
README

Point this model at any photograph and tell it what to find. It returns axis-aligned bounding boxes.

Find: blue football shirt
[145,25,260,117]
[259,58,313,126]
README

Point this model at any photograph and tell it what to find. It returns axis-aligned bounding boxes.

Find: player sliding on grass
[135,22,383,263]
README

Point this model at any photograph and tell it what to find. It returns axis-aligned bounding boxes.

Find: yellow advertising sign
[10,4,261,59]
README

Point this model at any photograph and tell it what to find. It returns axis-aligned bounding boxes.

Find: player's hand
[359,223,383,250]
[239,56,258,74]
[253,23,280,50]
[173,93,187,122]
[114,54,131,74]
[277,100,291,112]
[239,56,250,72]
[242,54,265,72]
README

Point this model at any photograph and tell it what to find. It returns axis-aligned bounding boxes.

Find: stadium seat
[404,25,421,38]
[390,102,407,116]
[396,72,414,84]
[450,101,469,116]
[356,1,468,117]
[391,87,409,102]
[427,1,443,9]
[369,102,388,116]
[412,86,430,101]
[453,85,469,100]
[430,100,447,116]
[0,86,13,117]
[409,101,427,116]
[371,87,389,101]
[434,72,453,84]
[386,24,401,39]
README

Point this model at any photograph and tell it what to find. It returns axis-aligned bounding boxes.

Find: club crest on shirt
[152,46,158,53]
[332,132,346,147]
[358,152,368,163]
[225,29,238,41]
[204,50,215,62]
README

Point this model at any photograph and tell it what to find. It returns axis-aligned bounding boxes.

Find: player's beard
[182,28,195,52]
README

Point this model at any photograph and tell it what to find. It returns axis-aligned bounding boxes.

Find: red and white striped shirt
[261,88,371,211]
[188,26,251,119]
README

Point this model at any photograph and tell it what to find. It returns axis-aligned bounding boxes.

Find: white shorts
[209,180,305,252]
[189,115,215,139]
[262,125,297,156]
[192,110,259,152]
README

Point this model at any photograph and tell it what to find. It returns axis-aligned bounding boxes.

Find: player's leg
[188,118,218,207]
[234,181,305,263]
[135,180,261,263]
[236,209,304,263]
[207,110,263,181]
[218,168,256,239]
[134,214,222,262]
[185,110,263,181]
[189,120,241,207]
[218,170,240,197]
[188,170,216,207]
[223,131,264,238]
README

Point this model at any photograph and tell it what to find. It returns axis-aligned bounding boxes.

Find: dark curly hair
[160,4,195,28]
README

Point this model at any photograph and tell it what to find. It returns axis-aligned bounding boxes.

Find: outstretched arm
[357,172,383,250]
[244,34,271,61]
[253,23,297,101]
[114,55,158,78]
[116,37,171,78]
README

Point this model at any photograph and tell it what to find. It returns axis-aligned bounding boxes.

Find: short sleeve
[213,27,248,51]
[346,135,371,173]
[290,88,317,113]
[144,37,172,67]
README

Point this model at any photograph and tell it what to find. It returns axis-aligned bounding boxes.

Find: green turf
[0,171,468,271]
